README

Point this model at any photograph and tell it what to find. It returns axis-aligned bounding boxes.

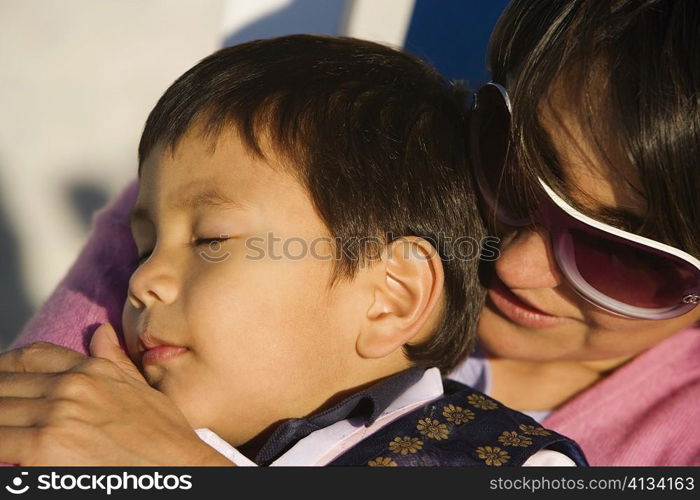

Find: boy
[123,34,586,466]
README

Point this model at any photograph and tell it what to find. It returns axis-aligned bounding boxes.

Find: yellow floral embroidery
[388,436,423,455]
[442,404,475,424]
[476,446,510,466]
[497,431,533,447]
[416,417,449,440]
[467,393,498,410]
[518,424,551,436]
[368,457,398,467]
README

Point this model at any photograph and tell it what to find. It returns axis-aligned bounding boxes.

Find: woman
[447,0,699,465]
[6,0,700,465]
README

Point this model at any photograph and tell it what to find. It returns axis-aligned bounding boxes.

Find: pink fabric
[8,179,139,354]
[543,324,700,466]
[5,179,700,466]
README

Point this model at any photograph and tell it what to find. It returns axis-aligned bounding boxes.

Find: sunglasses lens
[559,225,698,312]
[472,85,530,228]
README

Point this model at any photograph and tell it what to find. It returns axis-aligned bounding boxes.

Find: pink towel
[6,179,700,465]
[543,324,700,465]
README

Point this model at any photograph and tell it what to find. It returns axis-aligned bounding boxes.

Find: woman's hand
[0,323,233,466]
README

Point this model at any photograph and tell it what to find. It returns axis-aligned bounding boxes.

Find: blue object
[403,0,510,87]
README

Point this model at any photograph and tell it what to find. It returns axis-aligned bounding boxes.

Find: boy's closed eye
[135,237,230,265]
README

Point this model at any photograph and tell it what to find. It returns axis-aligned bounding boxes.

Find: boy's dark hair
[489,0,700,257]
[137,35,485,372]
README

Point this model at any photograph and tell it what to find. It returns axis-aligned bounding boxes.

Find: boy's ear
[357,236,445,360]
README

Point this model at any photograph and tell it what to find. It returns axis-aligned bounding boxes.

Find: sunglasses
[471,82,700,320]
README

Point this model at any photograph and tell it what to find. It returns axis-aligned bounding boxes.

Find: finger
[90,323,147,384]
[0,342,86,373]
[0,397,48,427]
[0,426,37,465]
[0,372,55,398]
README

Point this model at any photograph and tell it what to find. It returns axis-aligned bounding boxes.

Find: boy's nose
[494,226,564,290]
[127,258,179,309]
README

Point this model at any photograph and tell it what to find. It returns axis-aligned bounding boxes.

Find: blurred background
[0,0,508,349]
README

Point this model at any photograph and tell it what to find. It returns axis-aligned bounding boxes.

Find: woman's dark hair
[137,34,485,372]
[489,0,699,256]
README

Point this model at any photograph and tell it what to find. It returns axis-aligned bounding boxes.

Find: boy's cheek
[120,305,141,363]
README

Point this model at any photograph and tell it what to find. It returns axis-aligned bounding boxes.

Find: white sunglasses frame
[473,81,700,319]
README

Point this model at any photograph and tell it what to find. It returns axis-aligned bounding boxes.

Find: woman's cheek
[582,309,691,357]
[581,307,640,332]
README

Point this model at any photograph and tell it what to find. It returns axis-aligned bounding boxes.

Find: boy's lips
[138,332,169,352]
[141,345,189,366]
[138,331,189,365]
[487,279,570,328]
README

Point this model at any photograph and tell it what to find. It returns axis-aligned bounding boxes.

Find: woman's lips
[141,345,189,366]
[487,279,569,328]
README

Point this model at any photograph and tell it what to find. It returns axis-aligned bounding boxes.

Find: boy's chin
[141,364,167,388]
[145,378,230,436]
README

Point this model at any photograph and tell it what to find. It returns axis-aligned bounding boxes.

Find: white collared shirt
[194,368,575,466]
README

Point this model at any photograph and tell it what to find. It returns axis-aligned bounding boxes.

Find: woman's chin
[478,306,654,365]
[477,306,591,362]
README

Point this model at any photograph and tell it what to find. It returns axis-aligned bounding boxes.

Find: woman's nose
[494,226,564,289]
[126,254,179,309]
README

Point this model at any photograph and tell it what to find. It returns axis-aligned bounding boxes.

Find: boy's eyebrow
[129,187,245,226]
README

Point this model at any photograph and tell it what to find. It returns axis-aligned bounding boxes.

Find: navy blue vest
[329,379,588,466]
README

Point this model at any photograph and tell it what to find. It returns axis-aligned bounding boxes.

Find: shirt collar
[254,366,427,465]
